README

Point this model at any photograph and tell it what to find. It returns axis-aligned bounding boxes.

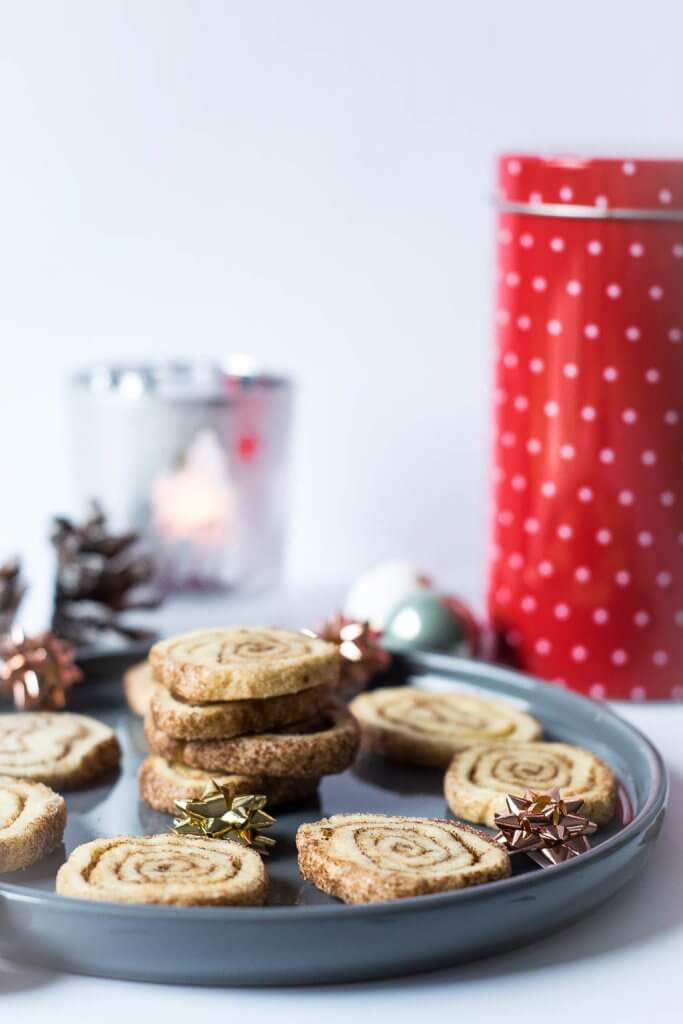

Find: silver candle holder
[67,360,293,593]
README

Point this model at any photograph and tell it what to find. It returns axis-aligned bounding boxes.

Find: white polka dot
[622,161,636,175]
[550,237,565,252]
[524,517,540,534]
[538,560,554,577]
[494,387,507,405]
[517,314,532,330]
[520,232,534,248]
[513,395,529,411]
[566,280,581,296]
[560,443,575,460]
[660,491,676,507]
[575,566,591,582]
[653,649,669,666]
[611,649,628,665]
[603,366,618,381]
[547,319,562,336]
[629,242,644,257]
[498,228,512,245]
[557,523,573,540]
[505,271,520,288]
[532,276,547,291]
[527,438,542,454]
[554,603,571,620]
[530,358,545,374]
[541,480,557,497]
[630,685,647,700]
[665,410,680,425]
[615,570,631,586]
[535,638,552,655]
[596,529,612,545]
[578,486,594,502]
[508,552,524,570]
[625,326,641,342]
[559,186,573,201]
[581,405,596,422]
[496,586,512,604]
[649,285,664,300]
[678,532,683,545]
[618,490,634,506]
[622,408,638,424]
[521,595,537,613]
[673,685,683,699]
[498,509,514,526]
[641,449,657,466]
[511,474,527,491]
[669,327,682,343]
[675,610,683,626]
[673,244,683,259]
[502,351,518,368]
[500,431,516,448]
[587,240,602,255]
[590,683,606,699]
[507,159,522,175]
[529,191,542,204]
[659,189,672,205]
[599,448,615,464]
[656,571,673,588]
[638,531,653,547]
[593,608,609,624]
[544,400,560,417]
[595,195,608,209]
[634,610,650,627]
[606,283,621,299]
[584,323,600,339]
[571,645,588,662]
[492,466,505,484]
[496,308,511,325]
[563,362,578,378]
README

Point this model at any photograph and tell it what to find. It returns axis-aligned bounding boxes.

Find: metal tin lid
[70,359,291,401]
[496,154,683,220]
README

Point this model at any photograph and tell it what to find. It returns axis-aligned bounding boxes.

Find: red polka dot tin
[488,154,683,701]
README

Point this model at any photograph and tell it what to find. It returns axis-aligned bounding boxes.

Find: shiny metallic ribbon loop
[495,199,683,222]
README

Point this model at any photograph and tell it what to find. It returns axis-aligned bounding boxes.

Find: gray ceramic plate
[0,652,668,986]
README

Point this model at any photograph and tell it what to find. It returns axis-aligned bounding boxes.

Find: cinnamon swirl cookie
[444,741,617,827]
[150,627,339,702]
[297,813,510,903]
[150,681,331,740]
[0,712,121,789]
[139,755,320,814]
[0,776,67,872]
[56,834,267,905]
[124,662,159,717]
[350,687,542,767]
[145,703,359,778]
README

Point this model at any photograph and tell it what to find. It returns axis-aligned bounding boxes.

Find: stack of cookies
[138,626,360,813]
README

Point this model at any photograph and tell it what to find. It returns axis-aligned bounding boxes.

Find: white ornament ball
[344,561,427,630]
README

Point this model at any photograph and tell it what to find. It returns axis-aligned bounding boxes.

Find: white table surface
[2,586,681,1023]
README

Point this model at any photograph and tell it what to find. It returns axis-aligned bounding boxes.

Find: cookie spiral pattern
[150,627,339,702]
[138,755,320,814]
[297,813,510,903]
[350,687,542,767]
[0,712,121,789]
[0,776,66,872]
[444,741,617,827]
[56,834,267,905]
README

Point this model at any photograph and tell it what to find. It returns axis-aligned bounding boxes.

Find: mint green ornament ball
[383,591,468,653]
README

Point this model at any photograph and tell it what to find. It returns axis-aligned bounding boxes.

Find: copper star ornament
[0,626,83,710]
[173,783,276,852]
[494,789,597,867]
[303,614,392,695]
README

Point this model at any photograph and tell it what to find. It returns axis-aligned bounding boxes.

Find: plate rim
[0,652,668,922]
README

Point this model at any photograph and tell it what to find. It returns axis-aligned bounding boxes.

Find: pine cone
[51,501,161,647]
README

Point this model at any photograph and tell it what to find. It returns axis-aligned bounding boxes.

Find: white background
[2,0,683,617]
